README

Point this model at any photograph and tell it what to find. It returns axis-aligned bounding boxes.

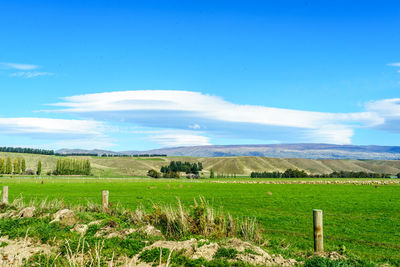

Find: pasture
[3,152,400,177]
[1,177,399,265]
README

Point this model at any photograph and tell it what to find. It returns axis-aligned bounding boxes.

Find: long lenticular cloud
[49,90,398,145]
[0,117,104,138]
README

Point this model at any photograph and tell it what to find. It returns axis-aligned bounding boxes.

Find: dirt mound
[192,243,220,261]
[0,236,53,266]
[142,238,297,266]
[145,239,197,256]
[95,226,135,239]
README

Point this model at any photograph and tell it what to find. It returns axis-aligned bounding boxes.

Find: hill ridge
[57,143,400,160]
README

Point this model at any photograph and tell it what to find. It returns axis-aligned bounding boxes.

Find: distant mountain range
[56,143,400,160]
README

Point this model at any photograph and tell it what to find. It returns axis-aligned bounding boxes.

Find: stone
[17,207,36,218]
[71,224,88,235]
[136,225,163,237]
[88,220,103,226]
[50,209,77,226]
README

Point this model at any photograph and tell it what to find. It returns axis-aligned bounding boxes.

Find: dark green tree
[147,169,161,178]
[0,158,4,174]
[37,160,42,175]
[55,158,91,175]
[21,158,26,173]
[5,157,12,174]
[13,158,21,174]
[210,169,215,178]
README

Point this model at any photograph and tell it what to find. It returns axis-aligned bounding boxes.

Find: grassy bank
[0,177,399,265]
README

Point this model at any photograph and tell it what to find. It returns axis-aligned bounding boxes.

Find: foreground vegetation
[0,194,377,266]
[0,177,398,265]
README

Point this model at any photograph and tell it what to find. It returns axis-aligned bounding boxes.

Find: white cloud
[365,98,400,117]
[9,71,54,78]
[0,117,104,137]
[189,124,201,129]
[364,99,400,132]
[0,117,113,149]
[0,62,39,70]
[51,90,381,127]
[388,63,400,67]
[48,90,392,145]
[147,131,211,147]
[48,138,116,150]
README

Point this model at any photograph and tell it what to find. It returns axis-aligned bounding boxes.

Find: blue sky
[1,0,400,150]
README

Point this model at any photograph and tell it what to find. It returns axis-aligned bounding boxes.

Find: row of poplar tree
[55,158,91,175]
[0,157,42,175]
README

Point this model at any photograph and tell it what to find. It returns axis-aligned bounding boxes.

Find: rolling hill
[2,151,400,176]
[58,143,400,160]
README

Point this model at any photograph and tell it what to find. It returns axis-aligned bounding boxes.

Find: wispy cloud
[147,130,211,147]
[9,71,54,78]
[48,90,396,145]
[0,62,39,70]
[364,98,400,132]
[0,117,114,149]
[47,138,116,150]
[0,117,104,137]
[388,62,400,67]
[1,62,54,78]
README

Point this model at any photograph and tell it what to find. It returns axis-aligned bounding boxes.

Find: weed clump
[144,197,262,243]
[214,247,238,259]
[139,247,170,264]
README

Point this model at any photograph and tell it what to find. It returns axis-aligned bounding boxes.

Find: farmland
[2,152,400,177]
[1,177,399,265]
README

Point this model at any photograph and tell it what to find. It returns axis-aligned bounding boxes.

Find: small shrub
[244,248,260,256]
[147,169,161,178]
[24,169,35,175]
[139,248,170,264]
[85,224,101,237]
[214,247,238,259]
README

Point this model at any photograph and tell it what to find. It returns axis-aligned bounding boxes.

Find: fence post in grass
[313,209,323,252]
[102,190,109,212]
[2,186,8,204]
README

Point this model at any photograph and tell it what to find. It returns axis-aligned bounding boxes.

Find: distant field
[0,177,399,265]
[2,152,400,176]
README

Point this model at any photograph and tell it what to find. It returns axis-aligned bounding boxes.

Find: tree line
[251,169,308,178]
[161,161,203,174]
[250,169,398,178]
[101,154,167,157]
[54,158,91,175]
[147,161,203,178]
[0,157,42,175]
[56,153,98,157]
[0,147,54,155]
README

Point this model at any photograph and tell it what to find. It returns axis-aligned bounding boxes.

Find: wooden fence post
[102,190,109,212]
[313,209,323,252]
[2,186,8,204]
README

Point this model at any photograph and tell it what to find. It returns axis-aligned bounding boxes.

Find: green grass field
[0,177,399,265]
